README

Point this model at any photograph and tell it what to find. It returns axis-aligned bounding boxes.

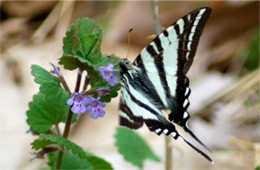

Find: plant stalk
[55,123,61,136]
[55,69,83,170]
[151,0,161,35]
[165,136,172,170]
[82,75,89,92]
[151,0,173,169]
[59,76,72,95]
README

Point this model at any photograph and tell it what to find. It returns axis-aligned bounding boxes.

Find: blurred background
[0,1,259,170]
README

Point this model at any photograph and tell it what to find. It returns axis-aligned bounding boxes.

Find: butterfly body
[119,7,213,162]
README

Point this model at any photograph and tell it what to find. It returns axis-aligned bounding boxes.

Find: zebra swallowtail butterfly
[118,7,212,162]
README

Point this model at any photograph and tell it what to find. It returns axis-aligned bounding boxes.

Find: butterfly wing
[119,7,212,162]
[134,7,211,74]
[133,7,211,108]
[133,6,211,144]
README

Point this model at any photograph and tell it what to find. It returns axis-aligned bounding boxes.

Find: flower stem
[84,87,98,95]
[55,123,61,136]
[74,69,83,92]
[55,69,82,170]
[82,75,89,92]
[59,76,72,95]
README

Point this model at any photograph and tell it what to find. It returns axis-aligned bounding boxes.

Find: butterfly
[118,7,213,162]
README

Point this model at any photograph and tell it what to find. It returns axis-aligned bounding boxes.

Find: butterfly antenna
[126,28,133,59]
[183,125,212,153]
[178,134,214,164]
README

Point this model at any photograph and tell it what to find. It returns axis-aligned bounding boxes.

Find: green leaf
[48,152,92,170]
[115,127,160,168]
[87,155,113,170]
[59,18,121,89]
[32,135,85,156]
[58,56,81,70]
[31,65,61,96]
[61,18,102,69]
[27,65,75,133]
[31,65,71,103]
[26,92,69,133]
[32,135,113,170]
[31,65,60,86]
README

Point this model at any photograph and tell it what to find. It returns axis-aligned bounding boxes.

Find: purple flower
[99,63,119,86]
[86,97,106,119]
[67,92,91,114]
[67,93,106,119]
[50,62,62,77]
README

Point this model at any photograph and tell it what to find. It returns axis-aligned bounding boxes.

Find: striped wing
[119,7,212,162]
[133,7,211,108]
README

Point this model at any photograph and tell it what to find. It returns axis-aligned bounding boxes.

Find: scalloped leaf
[60,18,102,69]
[59,18,121,90]
[26,92,69,133]
[32,135,113,170]
[27,65,75,133]
[58,56,81,70]
[31,65,61,97]
[115,127,160,168]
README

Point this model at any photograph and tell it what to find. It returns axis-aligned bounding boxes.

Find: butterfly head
[119,58,132,74]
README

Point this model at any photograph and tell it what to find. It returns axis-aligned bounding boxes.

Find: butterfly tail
[177,133,214,164]
[183,125,212,153]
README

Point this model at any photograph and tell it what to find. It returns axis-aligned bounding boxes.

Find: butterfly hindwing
[119,72,161,126]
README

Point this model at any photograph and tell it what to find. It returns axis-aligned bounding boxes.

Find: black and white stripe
[119,7,212,163]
